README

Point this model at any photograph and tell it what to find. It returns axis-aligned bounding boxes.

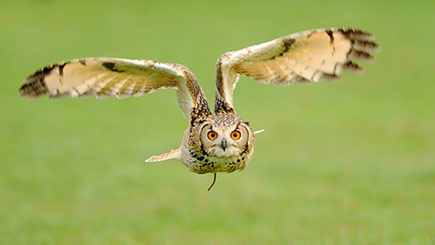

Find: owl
[19,28,380,190]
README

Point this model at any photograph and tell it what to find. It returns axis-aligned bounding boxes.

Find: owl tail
[145,148,181,163]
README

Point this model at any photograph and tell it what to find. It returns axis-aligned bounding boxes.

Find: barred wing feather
[216,28,380,107]
[19,58,207,120]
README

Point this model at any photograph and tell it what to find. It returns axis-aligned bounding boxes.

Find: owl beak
[221,138,227,152]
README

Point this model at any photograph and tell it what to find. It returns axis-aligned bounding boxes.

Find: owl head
[199,114,254,158]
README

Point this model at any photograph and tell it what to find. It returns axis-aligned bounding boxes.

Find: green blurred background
[1,0,434,244]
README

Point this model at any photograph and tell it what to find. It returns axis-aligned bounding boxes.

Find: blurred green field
[1,0,434,244]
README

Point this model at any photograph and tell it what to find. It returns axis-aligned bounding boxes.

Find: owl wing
[19,58,211,120]
[215,28,380,112]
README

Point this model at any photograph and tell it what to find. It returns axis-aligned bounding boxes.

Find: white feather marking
[145,148,181,163]
[311,71,324,82]
[153,63,185,78]
[254,129,264,135]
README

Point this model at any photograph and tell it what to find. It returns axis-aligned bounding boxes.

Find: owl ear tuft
[214,91,236,115]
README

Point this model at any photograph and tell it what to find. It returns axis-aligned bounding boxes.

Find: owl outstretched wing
[215,28,380,112]
[19,58,211,120]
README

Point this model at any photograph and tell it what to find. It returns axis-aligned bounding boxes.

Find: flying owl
[19,28,380,190]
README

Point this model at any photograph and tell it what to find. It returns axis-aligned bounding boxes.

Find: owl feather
[19,28,380,190]
[215,28,380,112]
[19,58,210,120]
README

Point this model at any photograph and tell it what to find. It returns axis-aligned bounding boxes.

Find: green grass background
[1,0,434,244]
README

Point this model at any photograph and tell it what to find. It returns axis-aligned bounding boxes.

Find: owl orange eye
[207,131,218,140]
[230,130,241,140]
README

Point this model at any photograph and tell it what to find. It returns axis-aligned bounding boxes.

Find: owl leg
[207,173,217,191]
[145,148,181,162]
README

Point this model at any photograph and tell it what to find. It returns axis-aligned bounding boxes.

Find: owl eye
[207,131,218,141]
[230,130,241,140]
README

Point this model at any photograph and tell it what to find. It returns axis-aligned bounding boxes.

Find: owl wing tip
[19,77,49,98]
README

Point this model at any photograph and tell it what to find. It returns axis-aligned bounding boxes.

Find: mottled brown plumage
[180,113,254,174]
[19,28,379,190]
